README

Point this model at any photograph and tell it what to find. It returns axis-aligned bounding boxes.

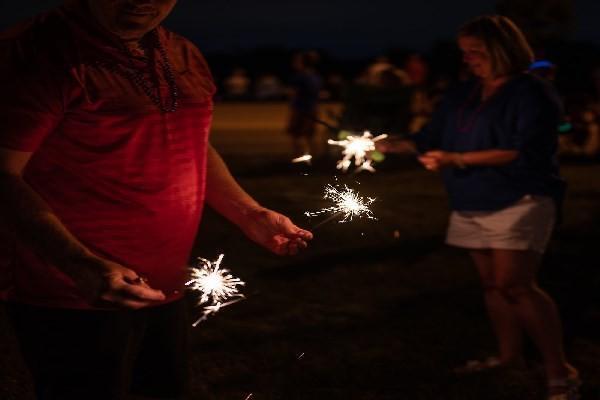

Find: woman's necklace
[455,83,487,133]
[456,78,510,133]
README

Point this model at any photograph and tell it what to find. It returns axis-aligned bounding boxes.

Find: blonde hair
[458,15,534,78]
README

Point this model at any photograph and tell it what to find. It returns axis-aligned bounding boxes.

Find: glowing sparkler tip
[185,253,245,326]
[292,154,313,164]
[305,183,376,224]
[328,131,388,172]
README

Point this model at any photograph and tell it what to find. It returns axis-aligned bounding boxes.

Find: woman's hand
[418,150,462,171]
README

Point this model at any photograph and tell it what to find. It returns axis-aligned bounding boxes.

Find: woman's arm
[418,149,519,171]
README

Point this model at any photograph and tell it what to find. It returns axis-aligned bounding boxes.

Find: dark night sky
[1,1,599,57]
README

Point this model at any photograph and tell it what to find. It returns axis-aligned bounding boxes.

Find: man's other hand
[73,257,166,309]
[240,208,313,256]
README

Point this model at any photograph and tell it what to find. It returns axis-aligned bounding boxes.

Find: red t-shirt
[0,1,216,308]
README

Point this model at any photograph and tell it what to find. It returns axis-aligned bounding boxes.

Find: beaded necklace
[95,29,179,113]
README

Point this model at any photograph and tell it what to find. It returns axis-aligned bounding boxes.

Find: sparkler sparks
[185,254,245,327]
[291,154,313,164]
[305,183,376,227]
[328,131,388,173]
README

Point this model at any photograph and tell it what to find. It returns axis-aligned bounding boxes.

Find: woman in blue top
[381,15,578,400]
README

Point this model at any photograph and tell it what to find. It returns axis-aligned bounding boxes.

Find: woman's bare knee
[496,283,537,304]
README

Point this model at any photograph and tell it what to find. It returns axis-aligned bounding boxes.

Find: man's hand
[204,144,312,255]
[239,208,313,256]
[418,150,461,171]
[72,257,166,309]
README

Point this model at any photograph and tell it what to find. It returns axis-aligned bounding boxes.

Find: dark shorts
[7,299,190,400]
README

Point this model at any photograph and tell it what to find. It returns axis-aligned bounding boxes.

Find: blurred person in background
[379,15,579,400]
[529,59,558,82]
[254,72,285,101]
[286,51,323,157]
[361,55,394,86]
[223,67,251,100]
[324,72,346,101]
[559,96,600,160]
[341,64,412,136]
[404,53,436,133]
[592,66,600,109]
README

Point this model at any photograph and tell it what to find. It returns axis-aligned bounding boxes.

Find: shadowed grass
[1,162,599,399]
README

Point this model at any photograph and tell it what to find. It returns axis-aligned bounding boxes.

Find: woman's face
[458,35,493,80]
[87,0,178,41]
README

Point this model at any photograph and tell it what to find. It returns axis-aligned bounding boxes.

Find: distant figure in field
[559,97,600,160]
[255,73,285,101]
[286,51,323,157]
[404,54,436,133]
[361,55,394,86]
[223,67,251,100]
[341,64,412,136]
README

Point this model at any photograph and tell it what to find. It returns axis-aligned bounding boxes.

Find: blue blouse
[415,73,565,212]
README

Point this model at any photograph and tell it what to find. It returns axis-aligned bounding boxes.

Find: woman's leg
[469,249,523,364]
[491,249,576,381]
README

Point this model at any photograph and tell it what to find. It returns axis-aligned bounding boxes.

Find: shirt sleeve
[174,33,216,100]
[498,79,562,152]
[0,37,66,152]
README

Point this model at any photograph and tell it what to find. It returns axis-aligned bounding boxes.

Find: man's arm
[0,148,165,308]
[205,144,312,255]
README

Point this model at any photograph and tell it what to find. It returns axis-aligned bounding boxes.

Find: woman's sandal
[547,373,582,400]
[453,356,503,374]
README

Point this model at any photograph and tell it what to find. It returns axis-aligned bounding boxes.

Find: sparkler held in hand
[185,254,245,327]
[305,183,376,230]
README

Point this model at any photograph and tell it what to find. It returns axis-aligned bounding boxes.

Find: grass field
[1,103,599,399]
[185,158,600,400]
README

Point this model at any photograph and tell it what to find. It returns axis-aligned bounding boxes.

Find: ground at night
[1,104,599,400]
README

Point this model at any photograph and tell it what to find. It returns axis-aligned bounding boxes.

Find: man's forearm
[0,173,98,278]
[204,144,262,226]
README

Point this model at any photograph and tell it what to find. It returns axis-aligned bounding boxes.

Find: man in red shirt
[0,1,312,398]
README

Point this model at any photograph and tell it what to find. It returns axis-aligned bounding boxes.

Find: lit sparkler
[328,131,388,173]
[355,159,375,173]
[291,154,313,164]
[305,183,376,228]
[185,254,245,327]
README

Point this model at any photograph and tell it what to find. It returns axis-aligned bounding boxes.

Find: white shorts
[446,195,556,254]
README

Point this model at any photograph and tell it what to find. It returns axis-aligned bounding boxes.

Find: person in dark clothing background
[286,50,323,158]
